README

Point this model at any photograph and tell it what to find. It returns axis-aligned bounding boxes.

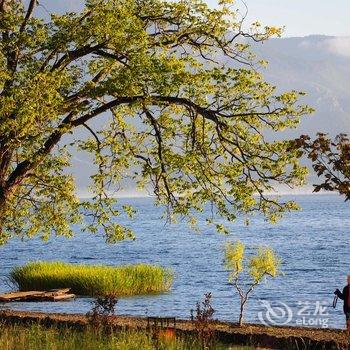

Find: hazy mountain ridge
[254,35,350,137]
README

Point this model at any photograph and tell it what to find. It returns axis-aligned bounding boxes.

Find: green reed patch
[10,261,173,296]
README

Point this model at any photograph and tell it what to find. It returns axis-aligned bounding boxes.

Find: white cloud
[298,37,350,58]
[324,37,350,57]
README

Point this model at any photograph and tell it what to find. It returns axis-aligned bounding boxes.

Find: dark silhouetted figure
[334,275,350,331]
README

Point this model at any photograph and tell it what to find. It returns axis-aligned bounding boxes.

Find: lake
[0,195,349,329]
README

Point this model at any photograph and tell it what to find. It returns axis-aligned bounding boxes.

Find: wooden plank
[39,289,71,298]
[47,288,71,295]
[24,293,75,302]
[52,293,75,301]
[0,291,45,302]
[0,289,75,302]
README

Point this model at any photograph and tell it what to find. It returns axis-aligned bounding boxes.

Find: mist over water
[0,195,349,329]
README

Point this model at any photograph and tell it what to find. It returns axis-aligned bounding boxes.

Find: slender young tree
[224,240,281,326]
[0,0,311,244]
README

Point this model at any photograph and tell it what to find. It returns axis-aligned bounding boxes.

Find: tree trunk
[239,295,250,327]
[0,187,7,241]
[0,188,6,213]
[239,300,245,326]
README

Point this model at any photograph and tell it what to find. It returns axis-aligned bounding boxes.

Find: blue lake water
[0,195,349,329]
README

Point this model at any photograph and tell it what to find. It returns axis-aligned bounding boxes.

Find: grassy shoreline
[10,261,173,297]
[0,310,348,350]
[0,323,245,350]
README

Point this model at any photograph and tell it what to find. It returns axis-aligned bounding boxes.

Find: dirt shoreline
[0,309,349,349]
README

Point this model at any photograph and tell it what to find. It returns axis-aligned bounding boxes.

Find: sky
[206,0,350,37]
[35,0,350,38]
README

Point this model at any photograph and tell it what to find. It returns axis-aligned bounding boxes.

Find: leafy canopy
[224,240,281,285]
[0,0,311,244]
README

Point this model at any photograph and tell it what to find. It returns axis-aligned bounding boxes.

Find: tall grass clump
[10,261,173,296]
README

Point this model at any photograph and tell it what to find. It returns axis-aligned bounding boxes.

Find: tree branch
[19,0,37,33]
[51,43,106,71]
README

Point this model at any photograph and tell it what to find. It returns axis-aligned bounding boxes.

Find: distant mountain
[254,35,350,137]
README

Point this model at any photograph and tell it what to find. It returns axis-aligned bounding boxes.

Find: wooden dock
[0,288,75,302]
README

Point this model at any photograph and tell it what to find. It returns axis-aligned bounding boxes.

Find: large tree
[0,0,311,244]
